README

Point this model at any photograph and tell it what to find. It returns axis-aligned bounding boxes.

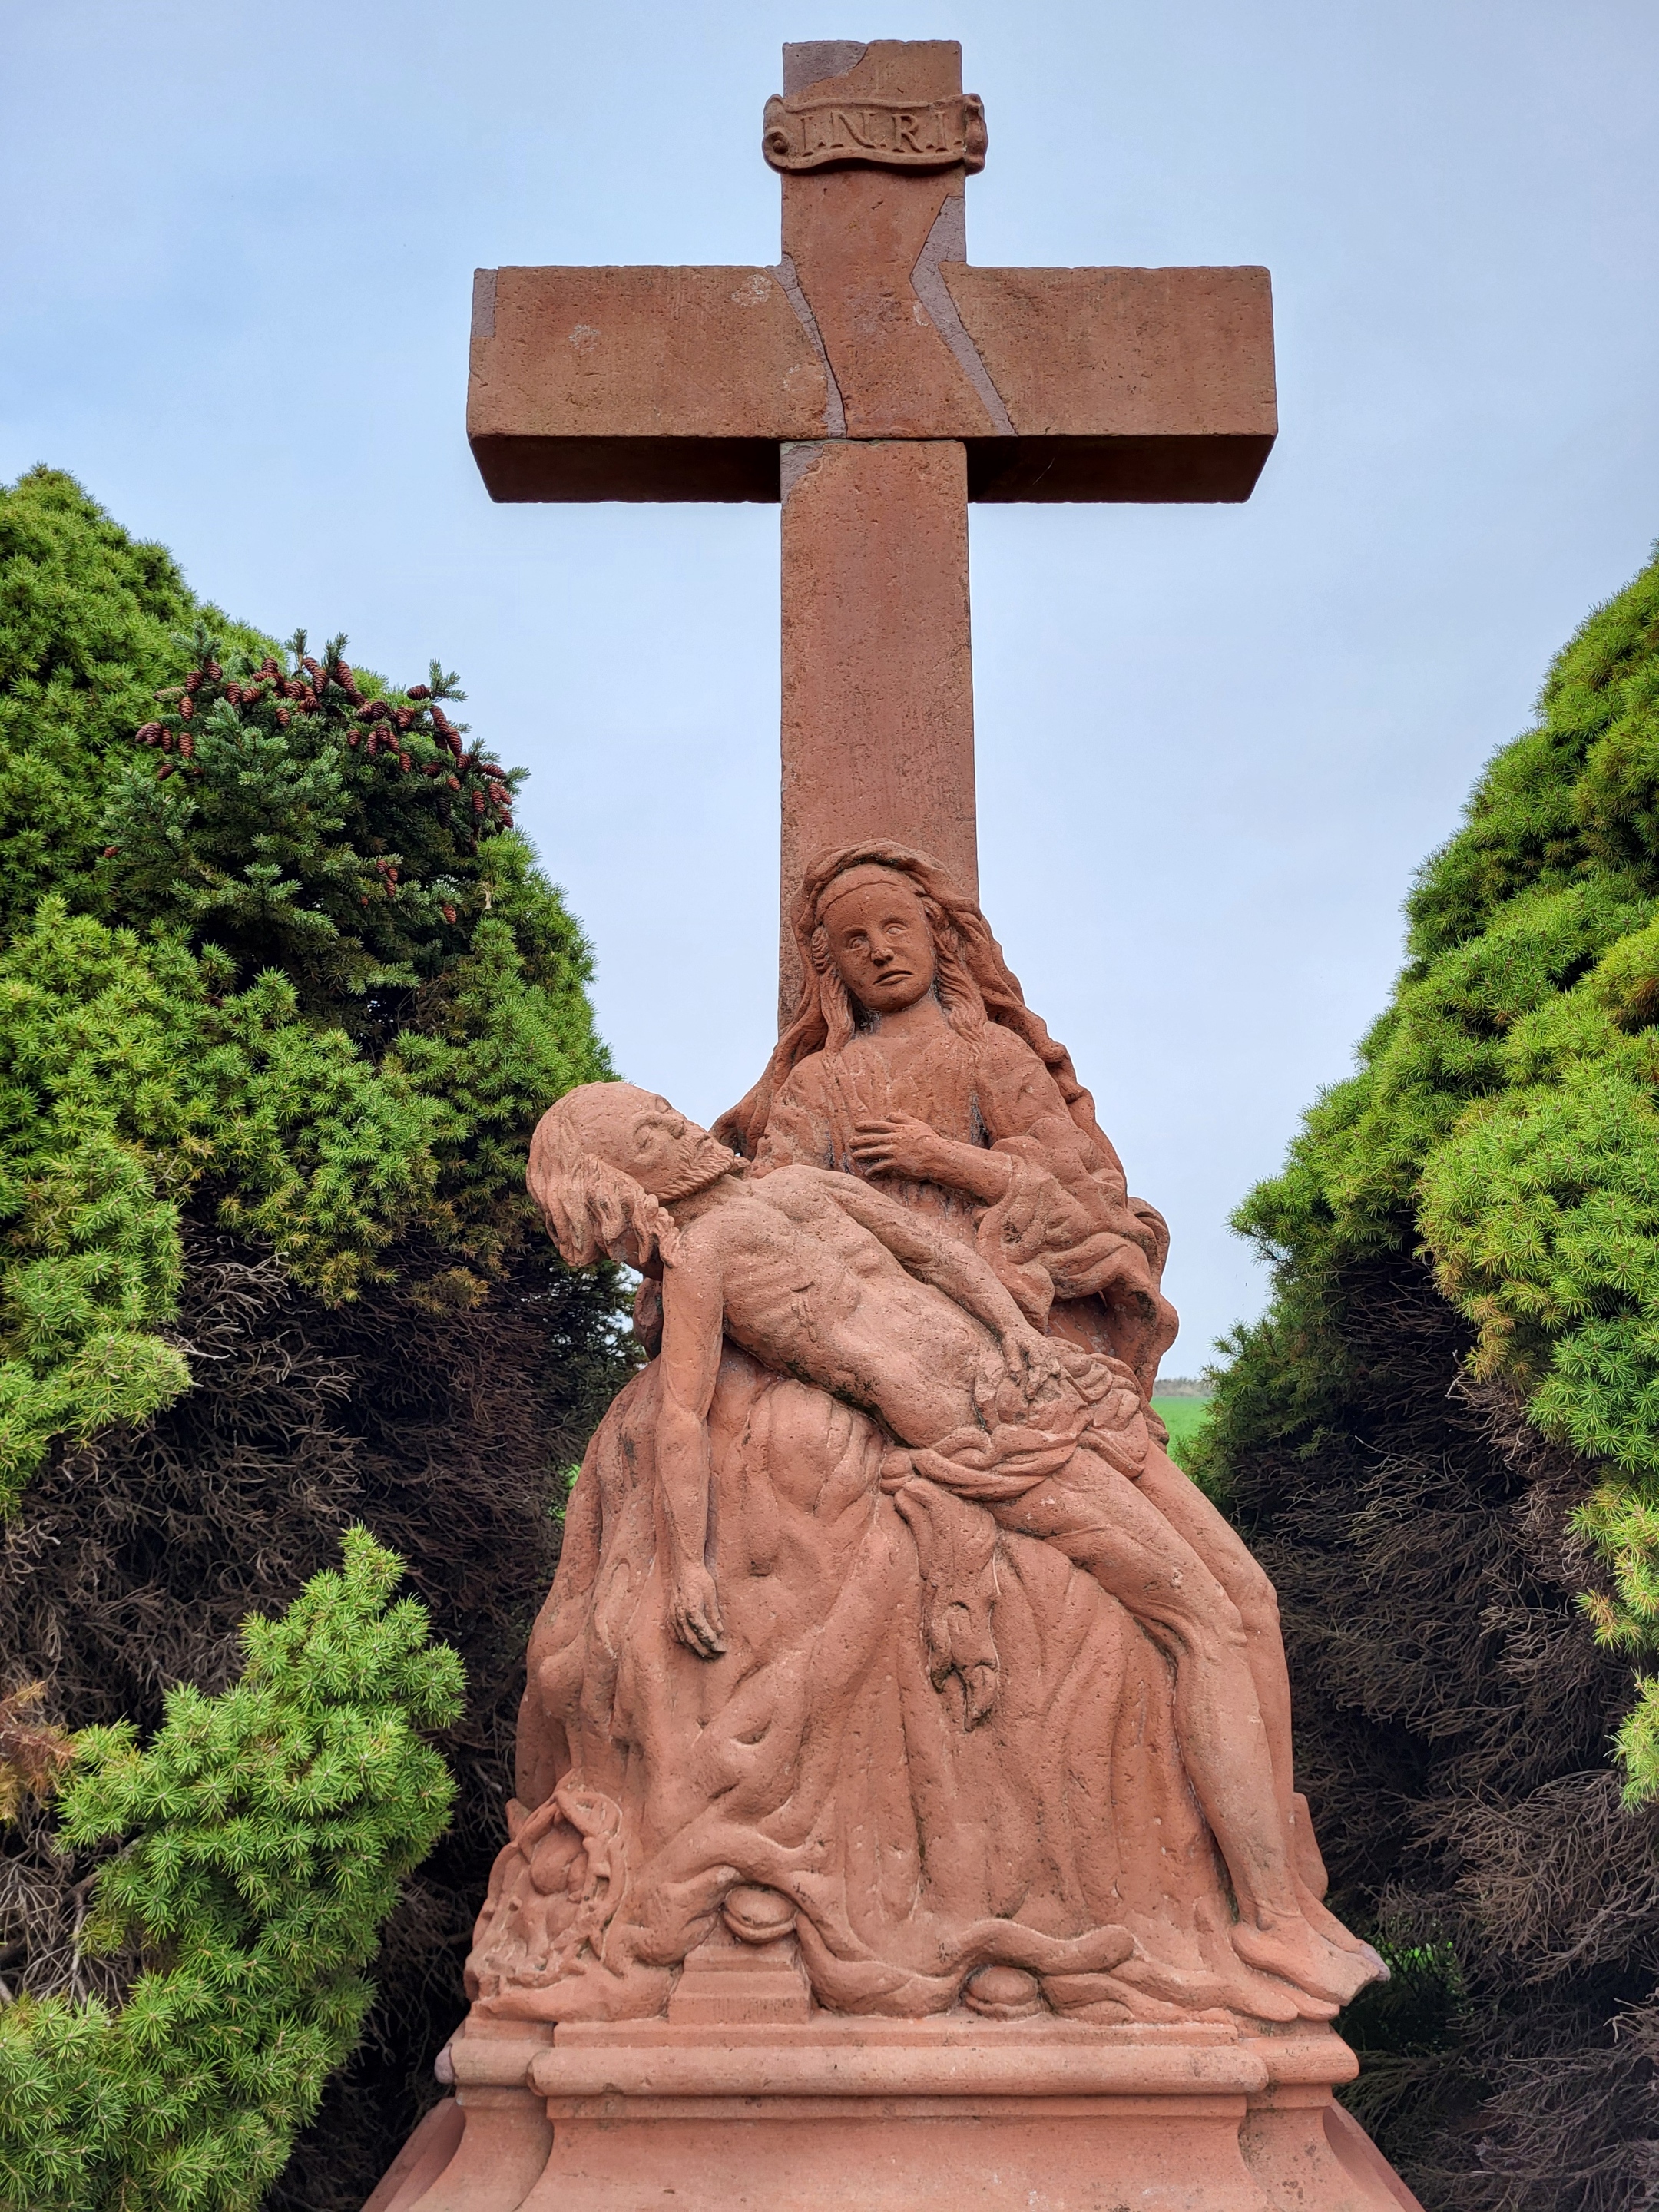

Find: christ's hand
[1002,1321,1064,1398]
[668,1563,727,1660]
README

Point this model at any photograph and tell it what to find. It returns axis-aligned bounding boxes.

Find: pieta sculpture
[465,845,1383,2028]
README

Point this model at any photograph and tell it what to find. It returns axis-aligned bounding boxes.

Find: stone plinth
[371,2016,1420,2212]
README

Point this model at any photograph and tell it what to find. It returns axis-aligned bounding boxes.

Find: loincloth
[878,1343,1149,1726]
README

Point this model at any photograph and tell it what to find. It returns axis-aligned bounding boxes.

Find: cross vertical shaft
[780,439,975,998]
[770,40,992,1003]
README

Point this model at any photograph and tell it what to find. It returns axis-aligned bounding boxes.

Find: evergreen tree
[0,469,265,938]
[0,472,637,2204]
[0,1531,462,2210]
[1194,548,1659,2205]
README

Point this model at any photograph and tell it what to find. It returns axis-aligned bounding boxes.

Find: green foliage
[0,471,267,939]
[0,1529,462,2211]
[1338,1939,1479,2141]
[100,627,522,1032]
[1197,545,1659,1798]
[0,475,613,1508]
[0,899,443,1505]
[0,469,630,2196]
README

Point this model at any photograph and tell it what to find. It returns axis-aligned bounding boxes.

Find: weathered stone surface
[367,853,1421,2210]
[949,262,1277,500]
[779,442,975,1005]
[467,266,829,501]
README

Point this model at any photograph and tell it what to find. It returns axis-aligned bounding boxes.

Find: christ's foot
[1230,1911,1386,2008]
[1295,1876,1392,1979]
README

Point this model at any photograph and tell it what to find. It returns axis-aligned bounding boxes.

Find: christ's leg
[993,1450,1376,2010]
[1132,1442,1370,1956]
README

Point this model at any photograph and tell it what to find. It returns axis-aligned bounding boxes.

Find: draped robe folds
[463,1022,1311,2027]
[467,1349,1308,2025]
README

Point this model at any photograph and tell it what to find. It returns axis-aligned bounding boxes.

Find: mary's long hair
[714,839,1117,1168]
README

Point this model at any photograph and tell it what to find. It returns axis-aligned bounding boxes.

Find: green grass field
[1151,1396,1214,1455]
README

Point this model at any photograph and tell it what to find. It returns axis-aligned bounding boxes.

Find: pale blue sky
[5,1,1657,1363]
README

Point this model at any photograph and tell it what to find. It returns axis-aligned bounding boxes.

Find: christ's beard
[657,1137,740,1201]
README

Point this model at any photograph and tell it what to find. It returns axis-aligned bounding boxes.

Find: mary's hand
[849,1114,952,1182]
[668,1565,727,1660]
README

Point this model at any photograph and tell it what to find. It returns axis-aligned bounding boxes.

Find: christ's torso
[682,1171,987,1446]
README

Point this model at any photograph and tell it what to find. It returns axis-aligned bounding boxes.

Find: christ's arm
[656,1238,727,1659]
[809,1171,1061,1390]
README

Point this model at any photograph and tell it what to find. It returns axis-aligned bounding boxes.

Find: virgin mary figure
[717,839,1346,1947]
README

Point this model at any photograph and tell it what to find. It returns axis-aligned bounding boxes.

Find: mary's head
[716,839,1091,1159]
[806,852,988,1048]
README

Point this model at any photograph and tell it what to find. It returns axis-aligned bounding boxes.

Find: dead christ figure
[529,1081,1381,2012]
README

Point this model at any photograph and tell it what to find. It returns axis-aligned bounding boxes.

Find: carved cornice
[762,92,988,174]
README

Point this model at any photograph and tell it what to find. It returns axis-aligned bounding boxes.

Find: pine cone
[446,774,460,790]
[136,720,162,744]
[441,904,457,924]
[185,671,203,694]
[180,695,194,720]
[277,707,290,728]
[207,661,223,680]
[157,762,175,780]
[103,846,121,859]
[472,790,485,814]
[224,683,242,706]
[398,751,412,772]
[409,684,431,700]
[179,733,196,760]
[395,708,414,733]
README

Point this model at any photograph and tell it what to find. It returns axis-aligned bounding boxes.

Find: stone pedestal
[370,2015,1420,2212]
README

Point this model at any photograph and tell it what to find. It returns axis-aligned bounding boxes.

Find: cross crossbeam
[465,39,1277,1002]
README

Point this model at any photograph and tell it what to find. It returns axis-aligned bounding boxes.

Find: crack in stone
[782,41,868,94]
[779,441,826,502]
[909,197,1015,438]
[772,253,847,442]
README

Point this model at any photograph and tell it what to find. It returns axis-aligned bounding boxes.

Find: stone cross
[466,38,1276,1002]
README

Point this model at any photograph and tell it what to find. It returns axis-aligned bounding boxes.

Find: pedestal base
[369,2016,1422,2212]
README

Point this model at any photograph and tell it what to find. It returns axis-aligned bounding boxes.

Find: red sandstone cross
[467,38,1275,1000]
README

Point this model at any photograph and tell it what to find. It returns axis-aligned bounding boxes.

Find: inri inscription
[762,91,988,172]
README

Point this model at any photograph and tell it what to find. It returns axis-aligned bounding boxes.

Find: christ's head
[528,1083,739,1268]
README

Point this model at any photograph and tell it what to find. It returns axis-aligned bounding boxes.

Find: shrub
[0,471,636,2203]
[0,1532,462,2212]
[1192,546,1659,2204]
